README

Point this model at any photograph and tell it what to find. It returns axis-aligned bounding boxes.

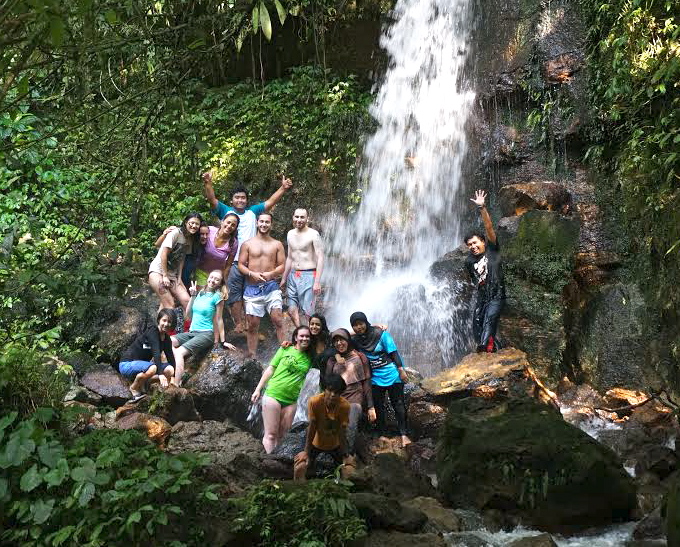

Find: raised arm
[470,189,496,245]
[312,230,324,294]
[202,171,219,210]
[263,174,293,212]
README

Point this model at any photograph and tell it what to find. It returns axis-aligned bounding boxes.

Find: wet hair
[324,373,347,395]
[230,185,249,199]
[309,314,330,346]
[258,211,273,221]
[222,212,240,247]
[291,325,312,353]
[464,231,486,245]
[157,308,177,330]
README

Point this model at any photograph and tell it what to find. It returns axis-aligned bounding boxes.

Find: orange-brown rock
[115,412,172,448]
[420,348,558,409]
[498,182,571,217]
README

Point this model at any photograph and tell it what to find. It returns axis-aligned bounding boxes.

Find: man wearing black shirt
[464,190,506,352]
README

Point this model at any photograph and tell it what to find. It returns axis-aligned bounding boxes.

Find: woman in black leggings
[349,311,411,447]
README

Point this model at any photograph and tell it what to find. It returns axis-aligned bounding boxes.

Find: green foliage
[228,479,367,546]
[0,344,71,417]
[579,0,680,363]
[0,411,216,546]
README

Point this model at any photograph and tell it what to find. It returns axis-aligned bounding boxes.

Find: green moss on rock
[436,397,636,533]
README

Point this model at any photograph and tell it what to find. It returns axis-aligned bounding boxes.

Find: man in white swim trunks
[238,212,286,358]
[280,208,324,327]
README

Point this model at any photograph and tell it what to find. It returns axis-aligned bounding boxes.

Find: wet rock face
[576,283,649,391]
[186,351,262,431]
[437,396,636,533]
[362,530,446,547]
[498,182,571,217]
[79,363,130,407]
[97,306,146,364]
[351,452,437,500]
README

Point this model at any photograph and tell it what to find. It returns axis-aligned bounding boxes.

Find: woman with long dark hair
[118,308,177,401]
[149,212,203,312]
[196,212,239,288]
[251,325,313,453]
[349,311,411,447]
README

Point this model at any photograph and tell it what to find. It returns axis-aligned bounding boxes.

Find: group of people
[116,172,505,476]
[249,311,412,479]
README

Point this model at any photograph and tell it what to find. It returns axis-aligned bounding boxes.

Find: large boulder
[402,496,461,533]
[186,351,262,431]
[575,283,652,392]
[666,474,680,547]
[96,306,146,364]
[498,182,571,217]
[420,348,558,409]
[134,386,201,425]
[167,419,265,493]
[437,396,636,533]
[500,210,580,382]
[351,452,437,500]
[362,530,446,547]
[115,412,171,448]
[79,363,130,406]
[350,492,427,533]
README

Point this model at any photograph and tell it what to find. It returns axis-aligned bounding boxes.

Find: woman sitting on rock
[196,213,239,289]
[148,212,203,313]
[325,328,376,451]
[350,311,411,447]
[251,325,313,453]
[171,270,235,386]
[118,308,177,401]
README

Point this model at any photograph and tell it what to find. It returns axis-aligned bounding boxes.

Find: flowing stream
[323,0,476,376]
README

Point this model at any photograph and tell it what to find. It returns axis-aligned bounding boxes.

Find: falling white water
[323,0,476,376]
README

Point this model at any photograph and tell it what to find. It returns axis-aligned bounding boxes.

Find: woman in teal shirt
[171,269,236,386]
[251,325,312,453]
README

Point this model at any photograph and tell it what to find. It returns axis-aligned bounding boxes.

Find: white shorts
[243,283,283,318]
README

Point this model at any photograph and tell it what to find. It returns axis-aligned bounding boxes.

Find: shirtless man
[280,208,324,327]
[202,171,292,333]
[238,213,286,357]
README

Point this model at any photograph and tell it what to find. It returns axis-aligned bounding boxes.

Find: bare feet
[159,376,169,388]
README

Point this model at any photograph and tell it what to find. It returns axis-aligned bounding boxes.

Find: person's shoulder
[249,202,266,214]
[339,397,351,413]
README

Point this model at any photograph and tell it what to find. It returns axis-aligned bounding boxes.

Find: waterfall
[323,0,476,376]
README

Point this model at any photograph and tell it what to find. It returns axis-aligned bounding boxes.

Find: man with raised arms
[238,212,286,358]
[202,171,293,333]
[280,208,324,327]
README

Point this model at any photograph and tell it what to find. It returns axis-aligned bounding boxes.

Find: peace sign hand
[470,189,487,208]
[189,281,198,296]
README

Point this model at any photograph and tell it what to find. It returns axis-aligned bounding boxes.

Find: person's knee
[163,366,174,377]
[145,365,157,376]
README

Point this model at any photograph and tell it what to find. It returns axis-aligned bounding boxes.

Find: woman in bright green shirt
[251,325,312,453]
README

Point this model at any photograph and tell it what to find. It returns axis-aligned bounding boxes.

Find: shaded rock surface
[351,452,437,500]
[402,496,461,533]
[137,385,201,425]
[186,351,262,431]
[79,363,130,406]
[96,305,146,364]
[508,533,558,547]
[437,396,636,533]
[350,492,427,533]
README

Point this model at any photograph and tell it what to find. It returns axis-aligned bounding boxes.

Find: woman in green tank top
[251,326,312,453]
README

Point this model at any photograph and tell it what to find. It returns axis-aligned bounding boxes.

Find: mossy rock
[576,283,650,391]
[503,210,579,290]
[436,397,635,533]
[666,474,680,547]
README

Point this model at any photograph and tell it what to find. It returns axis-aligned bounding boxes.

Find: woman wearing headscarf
[325,328,376,452]
[349,311,411,447]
